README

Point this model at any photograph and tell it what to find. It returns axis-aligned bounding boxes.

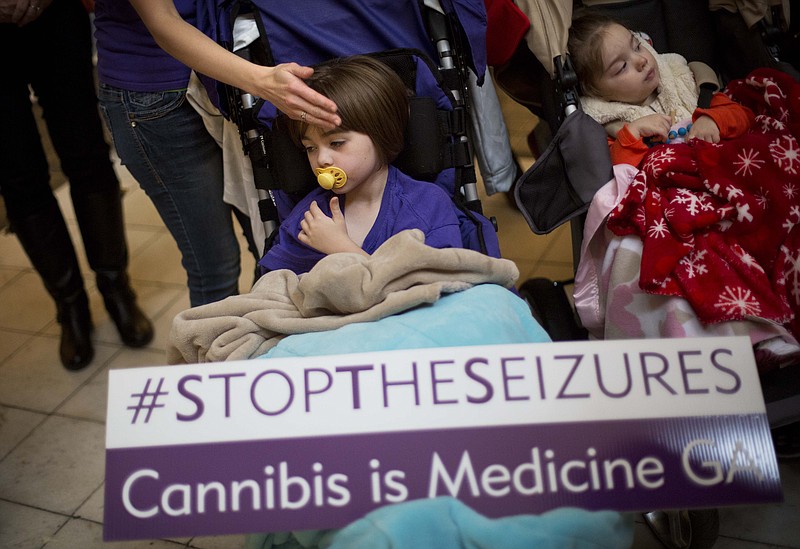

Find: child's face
[594,23,659,104]
[301,127,384,194]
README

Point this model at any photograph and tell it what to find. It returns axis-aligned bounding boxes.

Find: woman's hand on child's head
[628,114,672,140]
[298,198,361,255]
[688,115,721,143]
[258,63,341,130]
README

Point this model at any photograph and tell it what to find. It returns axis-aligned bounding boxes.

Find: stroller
[165,1,649,546]
[496,0,800,547]
[194,0,504,261]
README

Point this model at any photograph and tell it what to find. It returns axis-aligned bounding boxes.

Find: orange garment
[607,93,755,166]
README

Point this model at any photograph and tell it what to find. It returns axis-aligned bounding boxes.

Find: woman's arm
[0,0,52,27]
[129,0,339,129]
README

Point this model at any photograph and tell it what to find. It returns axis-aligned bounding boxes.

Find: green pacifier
[316,166,347,190]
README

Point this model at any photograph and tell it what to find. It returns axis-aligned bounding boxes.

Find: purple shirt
[260,166,463,274]
[94,0,196,91]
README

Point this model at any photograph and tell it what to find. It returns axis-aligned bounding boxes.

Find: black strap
[698,83,716,110]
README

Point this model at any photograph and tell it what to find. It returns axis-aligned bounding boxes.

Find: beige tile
[75,484,104,523]
[487,195,526,222]
[0,329,33,364]
[498,230,553,265]
[0,334,117,413]
[42,518,185,548]
[0,405,46,460]
[127,232,186,286]
[0,233,32,269]
[124,226,163,260]
[539,223,576,264]
[148,290,191,353]
[517,155,535,173]
[122,185,171,229]
[113,157,136,187]
[58,347,169,422]
[53,183,77,223]
[136,283,189,320]
[0,415,105,514]
[0,265,26,289]
[0,271,55,332]
[0,500,67,549]
[511,259,543,284]
[479,187,559,266]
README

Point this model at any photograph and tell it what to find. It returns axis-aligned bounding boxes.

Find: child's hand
[298,197,362,255]
[627,114,672,141]
[688,115,721,143]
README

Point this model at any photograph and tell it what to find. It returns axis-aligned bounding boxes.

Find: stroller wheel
[642,509,719,549]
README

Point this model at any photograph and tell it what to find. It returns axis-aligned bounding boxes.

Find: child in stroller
[260,55,469,275]
[567,13,755,167]
[568,10,800,373]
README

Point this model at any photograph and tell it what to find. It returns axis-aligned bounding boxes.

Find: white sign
[105,337,782,541]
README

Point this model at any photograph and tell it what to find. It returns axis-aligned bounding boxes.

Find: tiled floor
[0,88,798,548]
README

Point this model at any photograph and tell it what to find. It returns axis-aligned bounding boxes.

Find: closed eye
[630,33,640,51]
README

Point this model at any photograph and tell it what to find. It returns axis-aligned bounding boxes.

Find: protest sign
[104,336,782,541]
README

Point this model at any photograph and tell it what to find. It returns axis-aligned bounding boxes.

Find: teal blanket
[250,285,633,549]
[262,284,550,358]
[246,498,633,549]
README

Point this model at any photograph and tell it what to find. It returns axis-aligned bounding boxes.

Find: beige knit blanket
[167,230,519,364]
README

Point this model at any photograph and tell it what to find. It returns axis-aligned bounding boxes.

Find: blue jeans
[99,83,242,306]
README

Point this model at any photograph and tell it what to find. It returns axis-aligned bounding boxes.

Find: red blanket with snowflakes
[607,69,800,338]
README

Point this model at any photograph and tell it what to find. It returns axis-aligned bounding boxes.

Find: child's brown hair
[568,12,619,98]
[287,55,409,165]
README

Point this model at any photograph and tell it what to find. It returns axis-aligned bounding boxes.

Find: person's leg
[27,0,152,347]
[98,85,242,307]
[0,9,94,369]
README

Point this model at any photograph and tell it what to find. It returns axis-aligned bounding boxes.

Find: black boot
[57,289,95,370]
[96,271,153,347]
[72,188,153,348]
[10,204,94,370]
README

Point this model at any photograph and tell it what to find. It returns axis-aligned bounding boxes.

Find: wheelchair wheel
[643,509,720,549]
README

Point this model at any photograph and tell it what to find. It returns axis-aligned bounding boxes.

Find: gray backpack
[513,107,612,234]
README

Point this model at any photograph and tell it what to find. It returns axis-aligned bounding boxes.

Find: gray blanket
[168,230,519,364]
